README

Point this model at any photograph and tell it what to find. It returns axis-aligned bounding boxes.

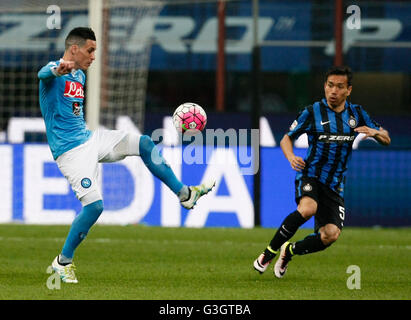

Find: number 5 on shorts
[339,206,345,220]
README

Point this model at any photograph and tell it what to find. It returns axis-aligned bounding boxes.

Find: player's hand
[354,126,379,139]
[288,155,305,172]
[56,61,75,75]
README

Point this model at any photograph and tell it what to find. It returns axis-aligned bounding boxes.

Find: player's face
[73,39,96,71]
[324,75,352,109]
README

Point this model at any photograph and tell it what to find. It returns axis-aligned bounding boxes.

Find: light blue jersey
[38,60,92,160]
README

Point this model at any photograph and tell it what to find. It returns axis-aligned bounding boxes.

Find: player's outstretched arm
[280,134,306,171]
[354,126,391,146]
[38,61,75,81]
[55,61,75,75]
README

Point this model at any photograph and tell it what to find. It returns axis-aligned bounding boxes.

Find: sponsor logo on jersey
[64,81,84,99]
[72,102,81,116]
[318,134,355,143]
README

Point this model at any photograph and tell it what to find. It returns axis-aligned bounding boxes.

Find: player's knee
[320,226,340,245]
[321,235,338,246]
[297,197,317,219]
[139,135,154,154]
[83,200,104,226]
[299,206,316,219]
[90,200,104,215]
[139,135,166,167]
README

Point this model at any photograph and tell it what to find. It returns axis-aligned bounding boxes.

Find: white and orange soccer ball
[172,102,207,133]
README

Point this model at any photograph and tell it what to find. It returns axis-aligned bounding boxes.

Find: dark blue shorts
[295,177,345,232]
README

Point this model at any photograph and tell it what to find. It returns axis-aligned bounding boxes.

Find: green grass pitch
[0,224,409,300]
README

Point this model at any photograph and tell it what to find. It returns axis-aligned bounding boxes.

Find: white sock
[58,254,73,265]
[177,186,190,201]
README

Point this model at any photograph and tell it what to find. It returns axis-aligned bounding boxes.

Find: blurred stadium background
[0,0,410,229]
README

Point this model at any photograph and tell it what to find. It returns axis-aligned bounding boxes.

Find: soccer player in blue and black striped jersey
[254,66,391,278]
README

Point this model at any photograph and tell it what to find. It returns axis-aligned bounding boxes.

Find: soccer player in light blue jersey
[39,27,215,283]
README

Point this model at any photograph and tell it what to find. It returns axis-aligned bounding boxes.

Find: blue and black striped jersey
[287,98,381,198]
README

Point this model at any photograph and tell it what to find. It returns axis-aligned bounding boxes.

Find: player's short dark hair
[65,27,96,50]
[325,66,353,86]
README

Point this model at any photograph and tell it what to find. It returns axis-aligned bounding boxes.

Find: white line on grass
[0,236,410,250]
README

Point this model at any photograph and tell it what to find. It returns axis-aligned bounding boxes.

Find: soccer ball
[172,102,207,133]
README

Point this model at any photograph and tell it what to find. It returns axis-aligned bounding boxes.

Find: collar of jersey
[321,98,349,114]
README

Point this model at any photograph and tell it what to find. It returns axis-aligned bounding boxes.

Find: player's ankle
[178,186,191,201]
[58,254,73,266]
[262,246,277,263]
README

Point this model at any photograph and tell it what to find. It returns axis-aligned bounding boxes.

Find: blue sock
[61,200,104,259]
[139,135,184,195]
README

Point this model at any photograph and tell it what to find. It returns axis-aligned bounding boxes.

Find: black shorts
[295,177,345,233]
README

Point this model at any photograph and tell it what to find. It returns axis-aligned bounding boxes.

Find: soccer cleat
[180,180,216,209]
[274,242,293,278]
[51,256,78,283]
[253,252,274,274]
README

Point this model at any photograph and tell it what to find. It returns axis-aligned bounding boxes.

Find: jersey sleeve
[38,61,60,81]
[287,107,312,140]
[358,106,381,130]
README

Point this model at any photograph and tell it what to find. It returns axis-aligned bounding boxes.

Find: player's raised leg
[139,134,215,209]
[180,180,216,209]
[105,133,215,209]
